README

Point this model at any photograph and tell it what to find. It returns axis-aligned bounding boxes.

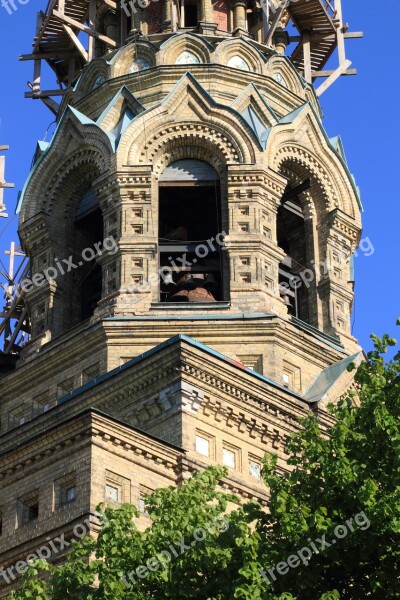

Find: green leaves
[255,331,400,599]
[9,561,50,600]
[9,330,400,600]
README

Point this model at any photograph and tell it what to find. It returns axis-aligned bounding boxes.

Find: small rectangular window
[139,485,152,516]
[25,504,38,523]
[237,354,263,373]
[55,474,77,509]
[32,393,51,417]
[82,364,100,384]
[105,484,119,503]
[61,485,77,506]
[138,496,149,516]
[8,405,28,430]
[17,492,39,527]
[57,377,75,399]
[195,435,210,457]
[249,460,261,480]
[104,471,130,504]
[222,448,236,469]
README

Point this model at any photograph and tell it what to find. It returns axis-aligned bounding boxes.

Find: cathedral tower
[0,1,362,594]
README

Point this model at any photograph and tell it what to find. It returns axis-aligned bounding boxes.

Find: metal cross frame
[0,146,14,219]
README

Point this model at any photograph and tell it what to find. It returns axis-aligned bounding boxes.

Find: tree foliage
[10,331,400,599]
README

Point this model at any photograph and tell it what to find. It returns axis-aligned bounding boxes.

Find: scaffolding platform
[20,0,361,111]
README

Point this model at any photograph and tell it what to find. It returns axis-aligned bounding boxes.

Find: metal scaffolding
[19,0,117,114]
[20,0,362,113]
[0,242,30,355]
[0,149,31,357]
[0,146,14,219]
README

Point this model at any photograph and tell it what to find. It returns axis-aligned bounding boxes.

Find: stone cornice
[103,315,346,366]
[179,345,305,421]
[91,411,182,471]
[74,66,309,123]
[0,409,183,483]
[18,211,52,247]
[1,330,347,454]
[1,320,106,396]
[0,413,93,481]
[0,347,180,452]
[327,208,361,242]
[227,166,287,199]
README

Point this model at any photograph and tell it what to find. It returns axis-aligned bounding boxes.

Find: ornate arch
[118,73,260,167]
[264,107,362,223]
[214,38,266,74]
[132,122,243,167]
[158,32,213,65]
[276,148,335,217]
[110,40,157,78]
[265,54,305,97]
[41,149,105,218]
[73,57,111,99]
[19,112,113,224]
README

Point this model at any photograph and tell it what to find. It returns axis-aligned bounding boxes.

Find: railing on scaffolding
[0,242,31,355]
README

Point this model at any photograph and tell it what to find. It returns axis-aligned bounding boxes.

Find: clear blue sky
[0,1,399,354]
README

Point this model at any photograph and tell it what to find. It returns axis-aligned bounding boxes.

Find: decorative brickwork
[0,1,362,594]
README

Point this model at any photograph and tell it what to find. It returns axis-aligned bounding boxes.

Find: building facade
[0,0,362,594]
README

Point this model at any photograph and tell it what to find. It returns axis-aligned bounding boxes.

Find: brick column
[199,0,218,34]
[19,213,64,343]
[162,0,173,30]
[317,210,359,341]
[225,166,288,315]
[232,0,247,34]
[95,167,157,318]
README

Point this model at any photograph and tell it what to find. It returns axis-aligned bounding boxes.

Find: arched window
[158,160,224,303]
[175,51,201,65]
[227,55,250,71]
[129,58,150,73]
[92,75,106,90]
[277,178,312,323]
[74,188,103,321]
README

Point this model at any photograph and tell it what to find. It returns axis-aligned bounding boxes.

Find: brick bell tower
[0,0,363,593]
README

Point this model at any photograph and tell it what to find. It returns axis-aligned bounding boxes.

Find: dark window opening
[158,163,224,303]
[247,0,261,33]
[277,180,310,323]
[18,495,39,527]
[60,484,77,507]
[75,197,103,322]
[183,0,198,27]
[120,8,131,42]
